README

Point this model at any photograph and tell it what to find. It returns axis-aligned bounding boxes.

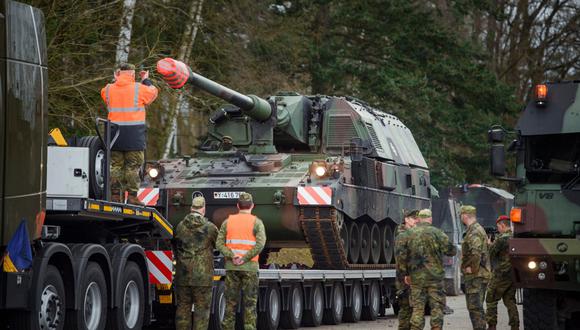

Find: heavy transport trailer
[489,81,580,328]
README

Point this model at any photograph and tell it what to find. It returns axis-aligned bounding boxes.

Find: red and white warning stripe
[145,250,173,284]
[297,186,332,205]
[137,188,160,206]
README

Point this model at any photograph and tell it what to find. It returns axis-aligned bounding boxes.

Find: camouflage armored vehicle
[146,58,431,269]
[489,82,580,328]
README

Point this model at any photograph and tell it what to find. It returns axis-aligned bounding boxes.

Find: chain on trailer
[300,206,395,270]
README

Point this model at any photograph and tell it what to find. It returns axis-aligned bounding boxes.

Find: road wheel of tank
[280,283,303,329]
[33,264,66,330]
[210,281,226,330]
[359,223,371,264]
[445,262,462,296]
[109,261,144,330]
[66,262,108,330]
[339,222,349,258]
[77,136,105,200]
[347,222,360,264]
[323,282,344,325]
[361,280,380,321]
[379,222,394,263]
[524,289,565,330]
[258,284,281,330]
[343,281,362,323]
[369,224,381,264]
[302,283,324,327]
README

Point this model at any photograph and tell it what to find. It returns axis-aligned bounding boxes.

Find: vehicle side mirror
[490,144,506,177]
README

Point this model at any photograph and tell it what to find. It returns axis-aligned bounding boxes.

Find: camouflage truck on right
[489,82,580,329]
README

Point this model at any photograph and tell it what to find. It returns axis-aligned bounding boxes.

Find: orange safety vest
[100,72,158,150]
[225,213,259,262]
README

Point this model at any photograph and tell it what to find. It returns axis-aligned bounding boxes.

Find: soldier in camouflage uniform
[395,209,419,330]
[460,205,491,330]
[399,209,457,330]
[217,192,266,330]
[486,215,519,330]
[173,196,218,330]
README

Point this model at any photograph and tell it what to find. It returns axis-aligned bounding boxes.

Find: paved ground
[303,294,523,329]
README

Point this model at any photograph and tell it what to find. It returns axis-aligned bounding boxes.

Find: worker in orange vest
[100,63,158,204]
[216,192,266,330]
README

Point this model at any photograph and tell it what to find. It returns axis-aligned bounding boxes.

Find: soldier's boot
[126,192,144,206]
[487,325,496,330]
[111,189,121,203]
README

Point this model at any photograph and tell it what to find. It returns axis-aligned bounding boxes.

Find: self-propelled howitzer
[148,58,431,269]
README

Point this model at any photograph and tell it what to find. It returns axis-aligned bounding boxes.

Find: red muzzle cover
[156,58,190,89]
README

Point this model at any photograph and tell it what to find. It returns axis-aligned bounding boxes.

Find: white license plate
[213,191,242,199]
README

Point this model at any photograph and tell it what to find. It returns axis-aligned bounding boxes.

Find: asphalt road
[303,294,524,329]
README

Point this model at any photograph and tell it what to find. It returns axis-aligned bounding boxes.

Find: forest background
[25,0,580,189]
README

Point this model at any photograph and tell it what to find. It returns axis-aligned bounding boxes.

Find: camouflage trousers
[397,290,412,330]
[409,281,445,330]
[223,271,258,330]
[464,277,488,330]
[175,285,212,330]
[485,277,519,328]
[111,150,144,195]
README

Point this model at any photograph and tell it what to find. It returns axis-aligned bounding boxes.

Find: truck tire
[258,284,281,330]
[323,282,343,325]
[343,281,362,323]
[302,283,324,327]
[77,136,105,200]
[34,264,67,330]
[109,261,144,330]
[361,280,380,321]
[66,262,108,330]
[280,283,303,329]
[524,289,565,330]
[445,263,461,296]
[209,281,226,330]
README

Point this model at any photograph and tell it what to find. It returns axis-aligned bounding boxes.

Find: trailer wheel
[369,224,381,264]
[302,283,324,327]
[379,223,394,263]
[359,223,371,264]
[323,282,343,325]
[110,261,144,330]
[361,281,380,321]
[66,262,108,330]
[280,283,303,329]
[343,281,362,323]
[34,265,66,330]
[347,222,360,264]
[77,136,105,200]
[258,284,281,330]
[210,281,226,330]
[445,262,461,296]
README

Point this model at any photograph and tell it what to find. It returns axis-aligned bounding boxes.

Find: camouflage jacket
[173,212,218,287]
[394,225,411,291]
[489,229,512,280]
[216,213,266,272]
[461,222,491,280]
[399,222,457,285]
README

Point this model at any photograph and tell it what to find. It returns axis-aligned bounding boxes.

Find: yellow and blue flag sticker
[2,220,33,273]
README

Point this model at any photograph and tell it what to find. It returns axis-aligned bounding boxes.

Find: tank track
[299,206,395,270]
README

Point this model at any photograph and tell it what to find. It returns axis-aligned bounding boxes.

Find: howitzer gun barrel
[157,58,272,121]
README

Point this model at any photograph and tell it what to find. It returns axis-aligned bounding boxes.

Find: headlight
[148,167,160,179]
[314,166,327,177]
[539,261,548,270]
[528,261,537,270]
[538,272,546,280]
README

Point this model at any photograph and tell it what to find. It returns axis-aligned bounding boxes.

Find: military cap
[404,209,419,218]
[460,205,477,215]
[417,209,432,218]
[496,215,510,224]
[191,196,205,208]
[238,192,253,203]
[222,135,233,143]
